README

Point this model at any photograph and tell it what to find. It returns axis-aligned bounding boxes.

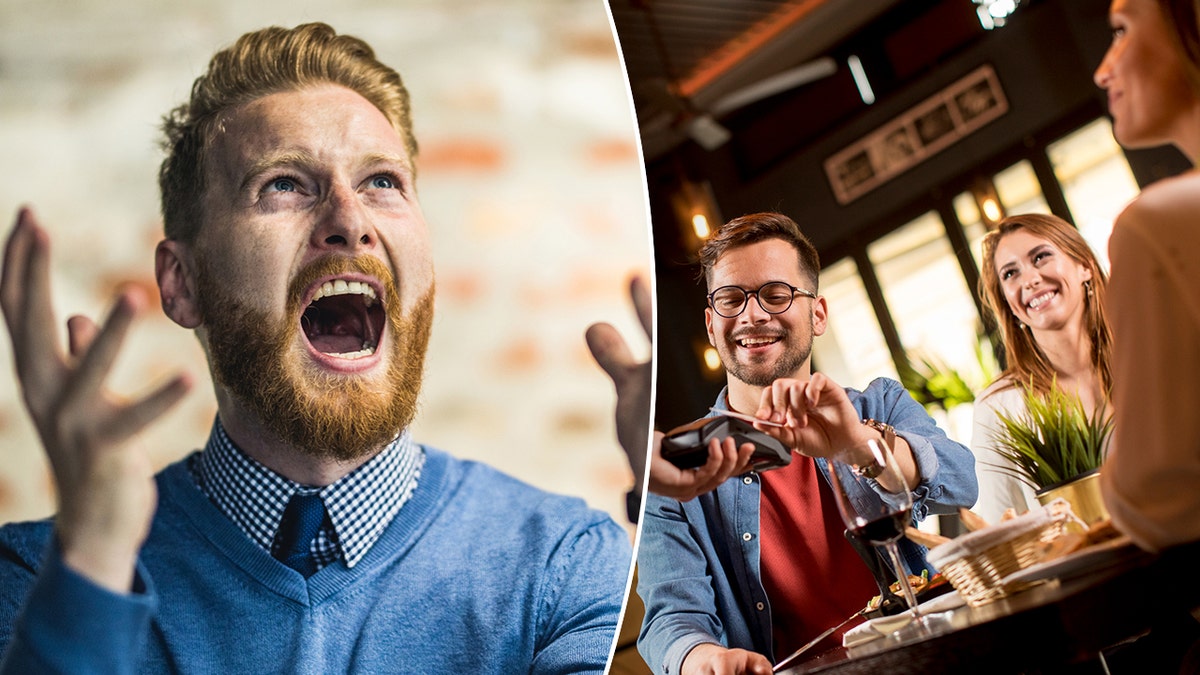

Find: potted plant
[989,385,1113,525]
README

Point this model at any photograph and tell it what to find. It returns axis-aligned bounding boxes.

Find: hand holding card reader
[661,415,791,472]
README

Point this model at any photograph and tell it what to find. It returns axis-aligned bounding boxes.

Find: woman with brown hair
[1094,0,1200,552]
[970,213,1112,523]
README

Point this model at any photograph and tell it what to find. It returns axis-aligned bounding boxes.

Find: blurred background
[0,0,651,531]
[606,1,1192,671]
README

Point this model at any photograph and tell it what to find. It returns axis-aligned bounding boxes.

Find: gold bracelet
[858,419,896,478]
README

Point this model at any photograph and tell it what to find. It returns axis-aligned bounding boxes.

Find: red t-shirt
[759,454,879,657]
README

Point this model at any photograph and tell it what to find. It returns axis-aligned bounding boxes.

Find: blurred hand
[682,643,773,675]
[586,276,653,497]
[1,208,191,592]
[587,276,758,506]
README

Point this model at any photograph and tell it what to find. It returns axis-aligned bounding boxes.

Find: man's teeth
[329,345,377,360]
[1027,291,1056,310]
[739,336,779,347]
[312,279,378,307]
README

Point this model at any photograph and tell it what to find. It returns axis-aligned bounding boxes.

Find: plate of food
[862,570,955,618]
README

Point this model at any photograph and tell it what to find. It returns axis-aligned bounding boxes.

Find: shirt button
[757,602,765,611]
[742,532,753,541]
[743,476,753,485]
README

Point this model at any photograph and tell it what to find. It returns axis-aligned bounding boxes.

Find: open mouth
[301,278,386,359]
[1026,290,1058,312]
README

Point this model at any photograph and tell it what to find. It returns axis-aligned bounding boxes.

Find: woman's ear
[155,240,202,329]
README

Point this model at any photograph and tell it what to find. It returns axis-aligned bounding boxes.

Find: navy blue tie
[274,493,326,577]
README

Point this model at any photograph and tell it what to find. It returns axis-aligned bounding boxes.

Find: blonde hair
[159,23,416,242]
[979,213,1113,396]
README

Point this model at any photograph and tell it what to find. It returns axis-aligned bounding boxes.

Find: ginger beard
[197,255,433,462]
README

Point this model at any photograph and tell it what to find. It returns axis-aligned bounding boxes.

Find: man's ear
[811,295,829,337]
[155,240,202,329]
[704,307,717,346]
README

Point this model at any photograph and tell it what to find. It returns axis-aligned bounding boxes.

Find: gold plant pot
[1036,469,1109,527]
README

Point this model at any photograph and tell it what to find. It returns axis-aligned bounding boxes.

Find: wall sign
[825,64,1008,205]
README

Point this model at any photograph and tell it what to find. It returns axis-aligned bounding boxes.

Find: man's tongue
[303,298,375,356]
[310,331,365,355]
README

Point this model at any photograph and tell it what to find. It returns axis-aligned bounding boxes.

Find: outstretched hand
[587,276,754,507]
[586,276,653,495]
[1,208,191,592]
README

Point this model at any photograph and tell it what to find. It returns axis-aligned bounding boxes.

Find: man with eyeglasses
[636,212,977,675]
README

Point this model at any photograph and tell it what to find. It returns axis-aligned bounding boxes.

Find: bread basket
[925,499,1079,607]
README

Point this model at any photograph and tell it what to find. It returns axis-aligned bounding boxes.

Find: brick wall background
[0,0,650,531]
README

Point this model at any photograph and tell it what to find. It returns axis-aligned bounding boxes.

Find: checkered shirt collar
[192,418,424,569]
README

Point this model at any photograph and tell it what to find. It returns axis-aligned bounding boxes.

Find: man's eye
[266,178,297,193]
[370,175,396,189]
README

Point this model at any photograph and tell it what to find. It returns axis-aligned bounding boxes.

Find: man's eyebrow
[237,150,319,192]
[360,152,413,173]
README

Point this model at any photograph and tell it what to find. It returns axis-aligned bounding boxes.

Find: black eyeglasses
[707,281,817,318]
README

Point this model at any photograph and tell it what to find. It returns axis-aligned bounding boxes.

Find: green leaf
[989,382,1112,490]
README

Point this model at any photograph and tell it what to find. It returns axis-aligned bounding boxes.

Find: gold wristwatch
[858,418,896,478]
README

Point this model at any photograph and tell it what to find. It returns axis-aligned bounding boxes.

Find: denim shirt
[636,378,977,675]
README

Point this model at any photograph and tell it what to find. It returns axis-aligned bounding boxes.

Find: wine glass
[827,438,923,621]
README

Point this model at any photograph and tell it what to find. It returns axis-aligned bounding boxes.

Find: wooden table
[779,540,1200,674]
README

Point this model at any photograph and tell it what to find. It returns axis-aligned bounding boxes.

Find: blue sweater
[0,447,632,674]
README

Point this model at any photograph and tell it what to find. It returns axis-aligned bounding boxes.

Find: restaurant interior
[608,0,1197,672]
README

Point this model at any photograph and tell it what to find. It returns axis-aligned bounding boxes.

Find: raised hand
[586,276,653,497]
[1,208,191,592]
[587,277,755,504]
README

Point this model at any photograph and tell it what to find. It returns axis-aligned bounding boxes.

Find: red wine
[849,509,910,545]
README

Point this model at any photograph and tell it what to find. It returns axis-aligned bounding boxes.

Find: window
[867,211,988,442]
[813,258,896,386]
[1048,118,1139,271]
[993,159,1049,217]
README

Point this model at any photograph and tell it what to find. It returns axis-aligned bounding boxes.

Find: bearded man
[0,23,630,674]
[635,212,977,675]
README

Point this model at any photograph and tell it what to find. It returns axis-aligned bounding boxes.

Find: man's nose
[741,293,771,323]
[311,184,376,251]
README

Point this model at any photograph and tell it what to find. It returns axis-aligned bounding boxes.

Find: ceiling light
[974,0,1020,30]
[847,55,875,105]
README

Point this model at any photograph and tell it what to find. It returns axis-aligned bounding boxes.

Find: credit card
[708,407,785,428]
